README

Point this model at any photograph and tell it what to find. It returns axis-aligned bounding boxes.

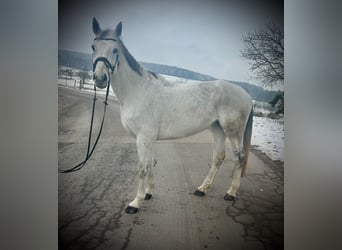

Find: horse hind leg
[223,108,253,201]
[224,130,245,201]
[194,121,226,196]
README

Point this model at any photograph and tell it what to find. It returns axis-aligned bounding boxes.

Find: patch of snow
[253,100,277,115]
[58,78,115,96]
[252,116,284,162]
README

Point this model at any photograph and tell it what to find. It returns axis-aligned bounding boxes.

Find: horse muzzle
[93,73,108,89]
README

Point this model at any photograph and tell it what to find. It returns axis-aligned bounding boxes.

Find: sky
[59,0,283,87]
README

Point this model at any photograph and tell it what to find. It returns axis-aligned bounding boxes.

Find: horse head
[91,18,122,89]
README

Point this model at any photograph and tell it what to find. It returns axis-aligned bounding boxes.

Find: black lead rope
[58,78,111,173]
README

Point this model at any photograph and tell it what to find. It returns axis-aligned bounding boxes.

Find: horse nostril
[93,73,107,82]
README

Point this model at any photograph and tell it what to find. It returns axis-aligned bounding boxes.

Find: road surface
[58,86,283,250]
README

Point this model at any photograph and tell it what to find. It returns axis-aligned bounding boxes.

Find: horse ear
[92,17,101,35]
[115,22,122,37]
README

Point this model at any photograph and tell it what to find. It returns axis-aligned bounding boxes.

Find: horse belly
[157,111,216,140]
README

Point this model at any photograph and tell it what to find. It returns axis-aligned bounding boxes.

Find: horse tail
[241,107,253,177]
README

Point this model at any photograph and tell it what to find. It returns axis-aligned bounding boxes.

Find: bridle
[92,38,120,73]
[59,38,120,173]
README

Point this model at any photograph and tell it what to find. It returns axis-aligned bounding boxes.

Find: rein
[59,81,110,173]
[59,46,118,173]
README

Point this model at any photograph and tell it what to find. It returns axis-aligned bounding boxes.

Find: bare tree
[241,23,284,88]
[77,69,89,89]
[65,68,73,85]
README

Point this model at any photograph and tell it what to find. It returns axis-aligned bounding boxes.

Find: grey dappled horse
[91,18,253,214]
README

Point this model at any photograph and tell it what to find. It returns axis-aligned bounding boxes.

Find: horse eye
[113,48,118,54]
[91,45,95,51]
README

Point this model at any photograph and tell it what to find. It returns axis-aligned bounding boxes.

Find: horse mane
[95,29,159,80]
[119,39,160,79]
[118,39,143,76]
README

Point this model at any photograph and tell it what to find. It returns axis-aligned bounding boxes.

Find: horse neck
[110,40,150,104]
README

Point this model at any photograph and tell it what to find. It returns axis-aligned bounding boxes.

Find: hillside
[140,62,215,81]
[58,50,215,81]
[229,81,280,103]
[58,49,279,102]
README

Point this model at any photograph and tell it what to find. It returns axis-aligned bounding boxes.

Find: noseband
[93,56,117,73]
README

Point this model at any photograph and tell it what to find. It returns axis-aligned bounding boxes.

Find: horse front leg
[125,135,154,214]
[144,159,157,200]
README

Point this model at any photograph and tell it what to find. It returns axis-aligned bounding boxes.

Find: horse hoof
[224,194,236,201]
[125,206,139,214]
[194,189,205,197]
[144,193,152,200]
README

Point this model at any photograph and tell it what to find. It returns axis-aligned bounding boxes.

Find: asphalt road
[58,86,284,250]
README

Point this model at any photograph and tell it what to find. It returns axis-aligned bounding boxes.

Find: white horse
[91,18,253,214]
